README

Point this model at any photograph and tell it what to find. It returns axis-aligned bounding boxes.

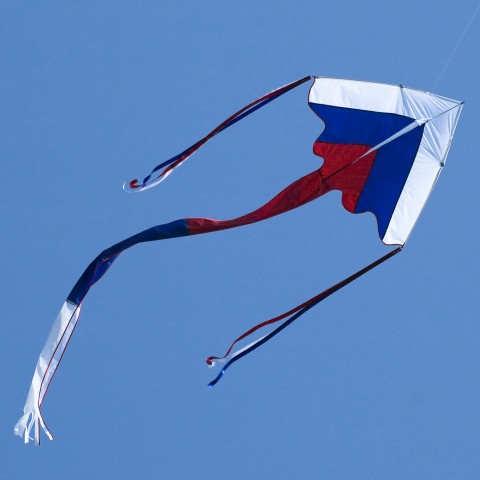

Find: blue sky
[1,1,479,478]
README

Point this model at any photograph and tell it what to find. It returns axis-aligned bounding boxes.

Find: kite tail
[207,246,402,387]
[124,75,312,192]
[188,168,328,233]
[14,301,81,444]
[15,167,331,444]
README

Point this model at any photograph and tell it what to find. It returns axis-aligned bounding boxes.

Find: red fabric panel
[314,142,377,212]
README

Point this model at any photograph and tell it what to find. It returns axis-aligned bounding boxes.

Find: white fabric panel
[309,77,463,245]
[309,77,406,115]
[384,103,462,244]
[382,153,441,245]
[15,301,81,444]
[402,88,460,122]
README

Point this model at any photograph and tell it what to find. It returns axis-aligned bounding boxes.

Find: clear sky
[1,1,479,478]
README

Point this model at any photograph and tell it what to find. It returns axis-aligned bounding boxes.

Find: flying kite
[15,76,463,444]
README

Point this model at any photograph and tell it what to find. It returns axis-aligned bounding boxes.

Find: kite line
[433,0,480,90]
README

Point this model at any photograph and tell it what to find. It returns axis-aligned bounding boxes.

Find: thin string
[433,1,480,90]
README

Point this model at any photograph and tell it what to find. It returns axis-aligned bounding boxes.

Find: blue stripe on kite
[67,219,190,305]
[309,103,414,145]
[309,104,424,239]
[356,124,424,237]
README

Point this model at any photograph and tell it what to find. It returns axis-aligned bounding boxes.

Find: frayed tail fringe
[14,408,53,445]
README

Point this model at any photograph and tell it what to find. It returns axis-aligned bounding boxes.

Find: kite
[15,76,463,444]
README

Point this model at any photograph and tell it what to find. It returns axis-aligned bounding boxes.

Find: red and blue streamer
[126,75,312,191]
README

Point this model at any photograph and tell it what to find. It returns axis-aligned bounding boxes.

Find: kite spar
[15,76,462,444]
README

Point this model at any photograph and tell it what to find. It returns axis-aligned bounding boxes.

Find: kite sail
[15,76,462,444]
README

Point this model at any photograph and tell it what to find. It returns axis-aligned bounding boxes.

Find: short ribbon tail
[206,303,307,367]
[208,247,402,387]
[123,75,312,192]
